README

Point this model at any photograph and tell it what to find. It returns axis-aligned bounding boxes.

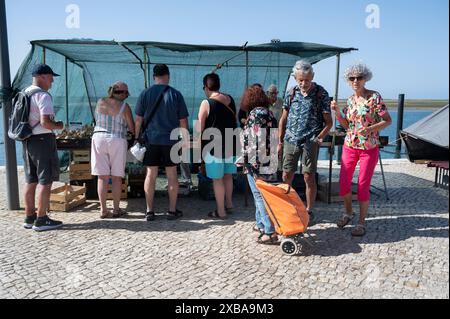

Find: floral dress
[241,107,278,176]
[343,91,388,150]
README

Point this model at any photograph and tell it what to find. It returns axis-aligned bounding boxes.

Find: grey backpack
[8,88,45,141]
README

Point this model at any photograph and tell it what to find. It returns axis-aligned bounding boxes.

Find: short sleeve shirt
[241,107,278,175]
[343,91,388,150]
[135,84,189,146]
[283,83,331,146]
[25,85,55,135]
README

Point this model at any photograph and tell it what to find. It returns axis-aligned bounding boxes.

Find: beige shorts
[91,136,127,177]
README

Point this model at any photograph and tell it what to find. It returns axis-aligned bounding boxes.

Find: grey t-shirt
[135,84,189,146]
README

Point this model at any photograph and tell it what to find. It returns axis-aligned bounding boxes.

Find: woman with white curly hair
[331,63,392,236]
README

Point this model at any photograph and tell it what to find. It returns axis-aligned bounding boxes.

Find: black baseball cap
[31,64,60,77]
[153,64,170,77]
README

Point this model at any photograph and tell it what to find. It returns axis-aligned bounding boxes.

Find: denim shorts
[204,153,237,180]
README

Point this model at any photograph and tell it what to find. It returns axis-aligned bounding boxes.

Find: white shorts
[91,136,127,177]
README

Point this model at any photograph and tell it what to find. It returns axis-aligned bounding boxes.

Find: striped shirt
[94,103,128,139]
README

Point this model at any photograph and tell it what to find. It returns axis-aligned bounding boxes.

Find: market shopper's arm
[134,91,145,142]
[179,118,190,148]
[41,115,63,130]
[360,112,392,135]
[124,104,136,136]
[277,109,289,157]
[135,115,144,142]
[317,112,333,141]
[331,100,349,130]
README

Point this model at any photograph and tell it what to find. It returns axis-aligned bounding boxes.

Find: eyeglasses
[268,91,278,95]
[114,90,129,95]
[349,76,364,82]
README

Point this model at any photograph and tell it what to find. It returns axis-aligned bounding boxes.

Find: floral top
[241,107,278,176]
[343,91,388,150]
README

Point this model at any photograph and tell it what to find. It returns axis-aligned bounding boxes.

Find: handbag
[131,86,170,162]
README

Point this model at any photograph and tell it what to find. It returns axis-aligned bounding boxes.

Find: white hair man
[266,84,283,123]
[278,60,333,223]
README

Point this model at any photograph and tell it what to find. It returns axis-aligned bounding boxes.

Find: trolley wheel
[280,238,299,256]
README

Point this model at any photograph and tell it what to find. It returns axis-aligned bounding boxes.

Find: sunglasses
[114,90,129,95]
[349,76,364,82]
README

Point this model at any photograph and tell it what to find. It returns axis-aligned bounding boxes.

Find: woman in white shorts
[91,82,135,218]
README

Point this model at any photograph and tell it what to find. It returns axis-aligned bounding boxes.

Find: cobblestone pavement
[0,160,448,299]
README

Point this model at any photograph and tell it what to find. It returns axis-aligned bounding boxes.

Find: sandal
[252,225,263,233]
[145,211,155,221]
[113,209,127,217]
[167,209,183,220]
[226,207,234,215]
[337,213,354,228]
[351,224,366,237]
[100,211,117,219]
[257,233,279,245]
[207,210,227,220]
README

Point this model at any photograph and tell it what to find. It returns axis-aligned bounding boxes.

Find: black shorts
[143,144,178,167]
[23,134,59,185]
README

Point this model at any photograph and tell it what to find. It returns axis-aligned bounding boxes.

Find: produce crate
[72,150,90,163]
[106,179,128,200]
[69,163,92,181]
[56,138,91,150]
[50,184,87,212]
[128,173,146,186]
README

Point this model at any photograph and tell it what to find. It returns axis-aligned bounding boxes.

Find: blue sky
[4,0,449,99]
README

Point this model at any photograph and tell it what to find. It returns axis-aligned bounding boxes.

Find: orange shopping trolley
[255,177,311,255]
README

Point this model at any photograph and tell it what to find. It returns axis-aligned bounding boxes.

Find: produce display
[56,125,94,140]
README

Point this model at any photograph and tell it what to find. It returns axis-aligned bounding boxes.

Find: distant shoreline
[337,99,448,110]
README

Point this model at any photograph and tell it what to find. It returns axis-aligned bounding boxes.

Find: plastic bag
[130,143,146,162]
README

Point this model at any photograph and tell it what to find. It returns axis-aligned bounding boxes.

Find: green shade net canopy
[12,39,356,126]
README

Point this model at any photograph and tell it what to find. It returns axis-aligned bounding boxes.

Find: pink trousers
[339,145,379,202]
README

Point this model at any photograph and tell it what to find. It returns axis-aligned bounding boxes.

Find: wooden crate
[106,180,128,200]
[70,163,92,181]
[72,150,90,163]
[50,184,87,212]
[317,182,358,203]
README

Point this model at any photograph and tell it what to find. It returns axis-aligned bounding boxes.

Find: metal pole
[0,0,20,210]
[334,54,341,107]
[42,47,46,64]
[143,47,148,89]
[334,54,343,165]
[327,53,341,203]
[65,58,69,125]
[395,94,405,158]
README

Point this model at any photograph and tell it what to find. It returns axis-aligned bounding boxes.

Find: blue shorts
[205,154,237,180]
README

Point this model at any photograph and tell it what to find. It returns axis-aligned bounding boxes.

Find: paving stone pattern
[0,161,448,299]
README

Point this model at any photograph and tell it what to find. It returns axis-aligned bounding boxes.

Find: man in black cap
[23,64,64,231]
[135,64,189,221]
